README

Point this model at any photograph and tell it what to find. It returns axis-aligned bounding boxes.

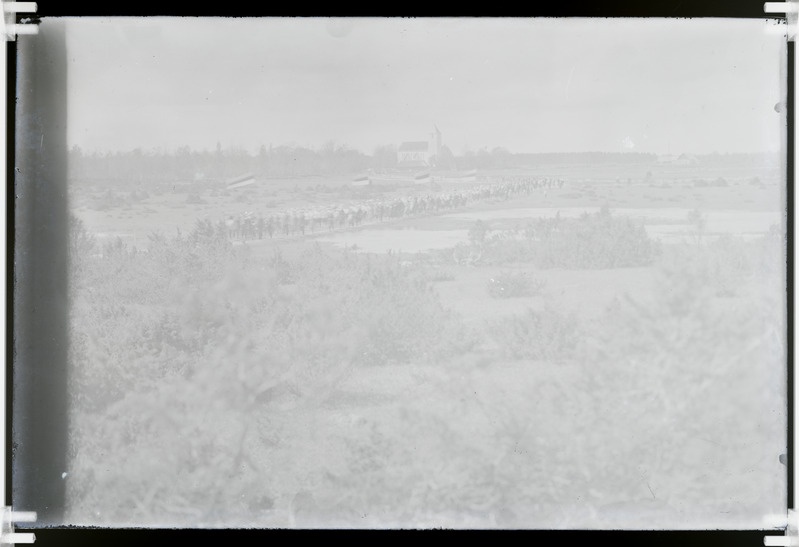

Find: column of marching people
[218,176,566,241]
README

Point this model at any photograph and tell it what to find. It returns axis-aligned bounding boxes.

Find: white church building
[397,125,442,168]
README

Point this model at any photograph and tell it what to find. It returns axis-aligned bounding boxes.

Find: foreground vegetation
[444,206,660,269]
[65,211,786,528]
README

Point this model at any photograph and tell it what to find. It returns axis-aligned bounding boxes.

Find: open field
[70,158,783,244]
[64,161,786,528]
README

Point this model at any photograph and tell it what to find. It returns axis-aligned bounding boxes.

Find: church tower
[430,125,442,164]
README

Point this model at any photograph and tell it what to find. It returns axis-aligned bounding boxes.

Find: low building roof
[398,141,429,152]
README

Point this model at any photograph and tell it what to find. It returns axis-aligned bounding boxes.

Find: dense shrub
[66,226,475,525]
[425,268,456,282]
[64,214,785,527]
[68,214,97,281]
[468,220,489,246]
[452,209,659,269]
[574,232,785,512]
[489,306,583,363]
[487,271,546,298]
[658,231,783,300]
[534,208,658,269]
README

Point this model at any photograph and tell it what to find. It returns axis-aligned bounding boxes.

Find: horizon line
[67,145,783,158]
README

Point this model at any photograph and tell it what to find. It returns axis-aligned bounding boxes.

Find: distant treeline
[68,144,779,185]
[68,143,372,184]
[512,152,657,165]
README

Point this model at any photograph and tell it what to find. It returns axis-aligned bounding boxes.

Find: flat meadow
[65,159,786,528]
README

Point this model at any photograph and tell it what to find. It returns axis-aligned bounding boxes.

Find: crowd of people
[215,176,567,241]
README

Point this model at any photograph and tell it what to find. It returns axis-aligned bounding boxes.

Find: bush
[574,233,786,509]
[487,271,546,298]
[489,306,583,362]
[491,208,657,269]
[468,220,489,246]
[68,214,96,271]
[351,255,474,365]
[535,208,658,269]
[454,209,659,270]
[66,233,476,524]
[425,268,456,282]
[658,233,782,300]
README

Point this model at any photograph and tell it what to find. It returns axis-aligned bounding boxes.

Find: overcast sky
[59,17,785,155]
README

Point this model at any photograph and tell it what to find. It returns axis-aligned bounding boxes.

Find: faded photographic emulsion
[12,17,788,529]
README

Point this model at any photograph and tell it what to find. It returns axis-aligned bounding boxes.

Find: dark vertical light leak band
[12,20,68,525]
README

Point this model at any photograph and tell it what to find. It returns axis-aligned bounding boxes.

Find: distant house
[397,141,432,167]
[397,125,442,168]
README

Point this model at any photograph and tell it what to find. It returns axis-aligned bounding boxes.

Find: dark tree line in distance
[68,143,776,187]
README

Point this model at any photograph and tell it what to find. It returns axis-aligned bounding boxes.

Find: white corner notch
[764,510,799,547]
[0,508,36,545]
[765,1,798,40]
[0,1,37,41]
